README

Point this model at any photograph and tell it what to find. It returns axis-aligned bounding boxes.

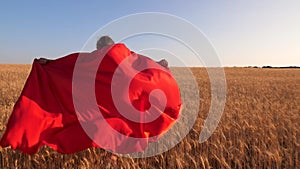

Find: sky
[0,1,299,66]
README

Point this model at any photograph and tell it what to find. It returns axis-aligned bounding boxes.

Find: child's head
[96,36,115,49]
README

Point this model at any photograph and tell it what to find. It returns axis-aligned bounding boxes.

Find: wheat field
[0,64,299,169]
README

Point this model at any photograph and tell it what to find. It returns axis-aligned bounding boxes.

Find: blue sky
[0,1,299,66]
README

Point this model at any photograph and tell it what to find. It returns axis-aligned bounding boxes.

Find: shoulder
[107,43,131,56]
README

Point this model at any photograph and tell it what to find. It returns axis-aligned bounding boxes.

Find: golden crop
[0,65,299,168]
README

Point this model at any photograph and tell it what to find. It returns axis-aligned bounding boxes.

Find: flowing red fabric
[0,44,182,154]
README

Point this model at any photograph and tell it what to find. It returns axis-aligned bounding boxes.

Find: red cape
[0,44,182,154]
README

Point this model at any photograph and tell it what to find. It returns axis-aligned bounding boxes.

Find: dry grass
[0,65,299,168]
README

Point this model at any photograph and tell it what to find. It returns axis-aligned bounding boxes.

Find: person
[1,35,181,155]
[38,36,169,68]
